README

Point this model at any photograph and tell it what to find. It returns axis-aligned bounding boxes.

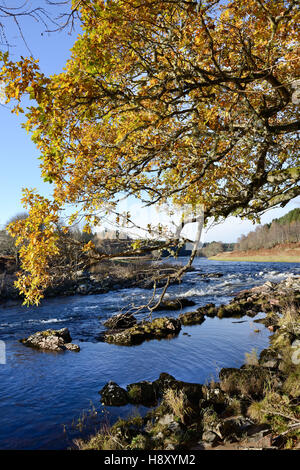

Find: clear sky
[0,2,299,242]
[0,2,80,228]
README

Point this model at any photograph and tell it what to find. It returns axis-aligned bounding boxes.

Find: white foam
[27,318,66,324]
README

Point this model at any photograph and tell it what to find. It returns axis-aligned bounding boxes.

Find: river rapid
[0,258,299,449]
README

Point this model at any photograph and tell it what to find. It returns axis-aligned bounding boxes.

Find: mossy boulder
[127,381,157,406]
[259,348,280,369]
[217,301,256,319]
[254,313,280,329]
[104,317,181,345]
[179,310,206,326]
[269,329,295,349]
[152,298,196,311]
[179,303,219,324]
[153,372,203,405]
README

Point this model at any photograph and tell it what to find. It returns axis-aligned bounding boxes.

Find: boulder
[259,349,279,369]
[254,313,280,329]
[127,381,157,406]
[20,328,80,352]
[201,431,219,445]
[104,312,137,330]
[179,303,218,325]
[99,381,129,406]
[104,317,181,346]
[152,298,196,311]
[76,283,90,295]
[217,300,257,319]
[153,372,203,405]
[219,416,254,439]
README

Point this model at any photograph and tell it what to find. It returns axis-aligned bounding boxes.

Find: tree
[0,0,299,304]
[0,212,28,260]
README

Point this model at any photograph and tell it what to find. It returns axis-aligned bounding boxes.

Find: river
[0,258,299,449]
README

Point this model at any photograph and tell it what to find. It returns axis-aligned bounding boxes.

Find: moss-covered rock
[179,303,221,324]
[258,348,280,369]
[153,372,203,405]
[127,381,157,406]
[104,317,181,345]
[152,298,196,311]
[217,301,256,319]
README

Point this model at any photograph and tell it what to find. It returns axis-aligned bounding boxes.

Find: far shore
[209,242,300,263]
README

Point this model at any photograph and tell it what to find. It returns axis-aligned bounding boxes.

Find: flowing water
[0,258,299,449]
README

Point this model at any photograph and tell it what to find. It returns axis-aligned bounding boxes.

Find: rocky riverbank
[77,276,300,450]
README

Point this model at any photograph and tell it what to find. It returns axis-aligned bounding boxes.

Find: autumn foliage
[0,0,299,304]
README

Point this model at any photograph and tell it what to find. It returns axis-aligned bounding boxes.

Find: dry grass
[220,368,270,397]
[163,388,192,423]
[278,302,299,334]
[245,349,259,366]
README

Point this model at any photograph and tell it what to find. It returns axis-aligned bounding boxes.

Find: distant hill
[236,209,300,252]
[210,208,300,263]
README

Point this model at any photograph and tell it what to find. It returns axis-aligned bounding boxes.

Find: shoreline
[209,242,300,263]
[209,256,300,263]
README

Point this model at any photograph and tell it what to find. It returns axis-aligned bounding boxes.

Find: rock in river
[104,317,181,345]
[20,328,80,352]
[152,298,196,311]
[99,381,129,406]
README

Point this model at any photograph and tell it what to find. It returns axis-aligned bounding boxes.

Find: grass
[75,413,144,450]
[163,388,192,424]
[278,302,299,333]
[220,367,270,397]
[245,348,259,366]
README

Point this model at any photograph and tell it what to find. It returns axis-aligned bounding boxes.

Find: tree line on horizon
[236,208,300,252]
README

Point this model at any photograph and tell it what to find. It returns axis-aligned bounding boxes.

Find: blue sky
[0,4,80,228]
[0,3,298,242]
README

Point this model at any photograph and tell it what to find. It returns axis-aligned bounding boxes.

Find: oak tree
[0,0,299,304]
